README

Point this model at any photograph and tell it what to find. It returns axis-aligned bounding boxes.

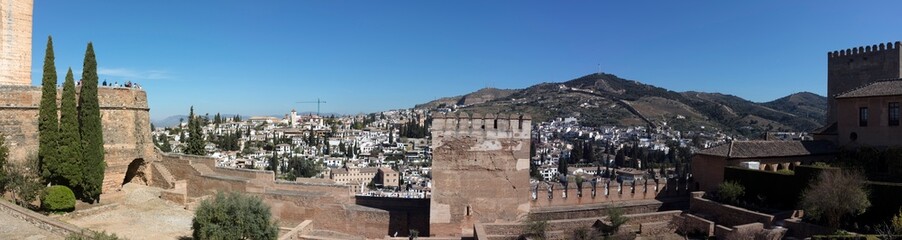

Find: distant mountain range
[416,73,827,136]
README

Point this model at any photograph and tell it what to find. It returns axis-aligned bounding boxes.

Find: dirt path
[0,209,65,240]
[60,183,194,240]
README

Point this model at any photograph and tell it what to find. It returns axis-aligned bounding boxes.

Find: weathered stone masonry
[0,0,32,86]
[429,112,532,236]
[0,85,156,194]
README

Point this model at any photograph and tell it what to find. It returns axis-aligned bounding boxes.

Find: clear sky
[29,1,902,120]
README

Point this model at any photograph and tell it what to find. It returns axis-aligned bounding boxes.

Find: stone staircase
[151,162,177,189]
[189,162,216,176]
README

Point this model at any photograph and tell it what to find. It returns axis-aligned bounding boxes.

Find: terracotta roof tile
[697,140,835,158]
[836,79,902,99]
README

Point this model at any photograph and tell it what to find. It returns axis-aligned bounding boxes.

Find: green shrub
[65,230,120,240]
[521,215,548,240]
[192,191,279,240]
[42,185,76,212]
[716,181,745,205]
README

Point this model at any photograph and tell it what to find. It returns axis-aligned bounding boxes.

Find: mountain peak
[417,72,826,136]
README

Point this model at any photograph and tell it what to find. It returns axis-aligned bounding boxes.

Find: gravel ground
[61,183,194,240]
[0,209,64,240]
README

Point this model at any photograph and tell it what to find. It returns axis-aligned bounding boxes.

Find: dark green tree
[184,106,207,155]
[77,42,105,202]
[0,133,8,192]
[156,134,172,152]
[286,157,322,178]
[570,141,583,164]
[58,69,83,189]
[38,36,60,183]
[388,127,394,144]
[558,157,568,177]
[192,191,279,240]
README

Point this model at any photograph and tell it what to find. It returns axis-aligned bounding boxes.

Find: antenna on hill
[597,63,602,75]
[296,98,328,116]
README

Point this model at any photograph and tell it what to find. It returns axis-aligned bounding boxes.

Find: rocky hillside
[415,87,517,109]
[417,73,827,136]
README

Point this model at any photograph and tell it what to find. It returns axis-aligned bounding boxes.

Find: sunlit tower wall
[0,0,32,86]
[826,42,902,124]
[429,112,532,237]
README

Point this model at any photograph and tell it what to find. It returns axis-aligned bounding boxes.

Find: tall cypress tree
[184,106,206,155]
[58,68,82,189]
[78,42,105,202]
[38,36,59,183]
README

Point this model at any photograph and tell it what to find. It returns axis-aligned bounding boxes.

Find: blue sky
[30,1,902,120]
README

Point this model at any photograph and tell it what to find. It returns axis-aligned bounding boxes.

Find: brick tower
[827,42,902,123]
[429,112,532,237]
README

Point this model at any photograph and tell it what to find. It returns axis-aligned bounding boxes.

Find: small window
[860,107,869,127]
[890,102,900,126]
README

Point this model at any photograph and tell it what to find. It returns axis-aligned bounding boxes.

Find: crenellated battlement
[428,111,532,236]
[826,41,902,123]
[828,41,902,58]
[430,112,531,134]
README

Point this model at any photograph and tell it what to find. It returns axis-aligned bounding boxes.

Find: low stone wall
[160,181,187,205]
[158,152,207,180]
[0,199,84,237]
[673,213,714,236]
[783,218,835,239]
[211,166,275,186]
[713,222,784,240]
[277,220,312,240]
[529,199,667,221]
[689,193,774,228]
[475,210,683,240]
[157,150,387,238]
[639,221,671,236]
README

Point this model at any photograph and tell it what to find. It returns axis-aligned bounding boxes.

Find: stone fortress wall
[0,85,156,194]
[826,41,902,123]
[429,112,532,237]
[0,0,32,86]
[152,152,390,238]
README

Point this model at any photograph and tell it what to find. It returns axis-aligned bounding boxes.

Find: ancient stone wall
[529,178,687,207]
[0,86,154,194]
[356,196,431,236]
[473,210,682,240]
[0,0,32,86]
[827,42,902,123]
[529,200,665,221]
[155,152,387,238]
[688,192,774,228]
[429,112,532,237]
